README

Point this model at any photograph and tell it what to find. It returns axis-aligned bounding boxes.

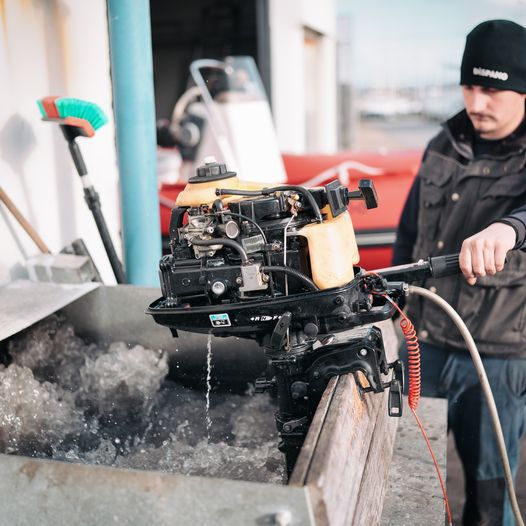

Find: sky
[337,0,526,88]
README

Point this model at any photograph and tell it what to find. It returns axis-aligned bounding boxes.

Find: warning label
[209,313,231,327]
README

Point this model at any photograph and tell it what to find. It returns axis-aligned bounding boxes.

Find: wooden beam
[289,320,399,526]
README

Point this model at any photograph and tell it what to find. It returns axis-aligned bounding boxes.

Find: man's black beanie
[460,19,526,93]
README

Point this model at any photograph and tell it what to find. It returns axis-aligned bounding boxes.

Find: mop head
[37,96,108,137]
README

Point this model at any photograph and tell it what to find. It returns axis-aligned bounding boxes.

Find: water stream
[1,315,285,484]
[205,332,213,441]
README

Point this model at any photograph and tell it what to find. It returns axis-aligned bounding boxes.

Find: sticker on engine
[209,313,231,327]
[250,315,281,322]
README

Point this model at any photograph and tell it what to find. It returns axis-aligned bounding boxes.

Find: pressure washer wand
[61,125,127,284]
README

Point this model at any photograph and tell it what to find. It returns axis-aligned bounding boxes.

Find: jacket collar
[441,107,526,161]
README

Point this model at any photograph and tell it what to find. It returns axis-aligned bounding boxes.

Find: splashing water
[79,342,168,416]
[2,315,286,484]
[0,363,83,455]
[205,332,213,441]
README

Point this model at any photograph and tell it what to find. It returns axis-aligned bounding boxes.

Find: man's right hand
[459,222,516,285]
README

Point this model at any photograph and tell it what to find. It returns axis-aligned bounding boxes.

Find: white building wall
[0,0,120,287]
[269,0,337,154]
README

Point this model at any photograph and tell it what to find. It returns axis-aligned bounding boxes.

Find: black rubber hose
[190,237,249,264]
[261,265,319,291]
[215,188,262,197]
[216,186,323,223]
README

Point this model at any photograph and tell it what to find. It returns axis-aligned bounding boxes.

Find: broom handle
[83,185,127,284]
[0,186,51,254]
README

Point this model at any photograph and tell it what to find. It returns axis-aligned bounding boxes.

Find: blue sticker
[209,313,231,327]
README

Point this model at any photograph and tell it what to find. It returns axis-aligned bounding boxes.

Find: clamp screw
[211,281,226,296]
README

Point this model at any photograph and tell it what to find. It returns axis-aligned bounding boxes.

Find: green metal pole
[107,0,161,286]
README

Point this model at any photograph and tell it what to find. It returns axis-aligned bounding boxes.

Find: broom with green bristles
[37,96,126,284]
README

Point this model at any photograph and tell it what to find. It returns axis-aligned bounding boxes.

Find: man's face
[462,86,526,140]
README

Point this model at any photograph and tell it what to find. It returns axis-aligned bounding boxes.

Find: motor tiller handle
[373,253,460,283]
[429,253,461,278]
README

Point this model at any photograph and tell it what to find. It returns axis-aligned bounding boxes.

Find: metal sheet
[0,454,313,526]
[0,283,312,525]
[0,279,99,342]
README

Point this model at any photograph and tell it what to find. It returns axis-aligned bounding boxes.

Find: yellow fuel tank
[298,208,359,290]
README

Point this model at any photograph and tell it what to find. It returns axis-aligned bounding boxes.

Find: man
[393,20,526,526]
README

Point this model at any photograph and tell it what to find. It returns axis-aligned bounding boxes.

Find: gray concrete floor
[446,432,526,523]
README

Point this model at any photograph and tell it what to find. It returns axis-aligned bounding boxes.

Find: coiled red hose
[363,279,453,525]
[400,316,421,411]
[388,297,453,525]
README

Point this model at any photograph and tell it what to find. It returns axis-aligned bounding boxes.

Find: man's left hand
[459,223,516,285]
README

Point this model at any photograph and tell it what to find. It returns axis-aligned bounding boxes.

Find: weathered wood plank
[290,320,399,526]
[352,390,398,524]
[290,376,339,486]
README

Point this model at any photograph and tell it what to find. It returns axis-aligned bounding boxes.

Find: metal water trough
[0,281,447,525]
